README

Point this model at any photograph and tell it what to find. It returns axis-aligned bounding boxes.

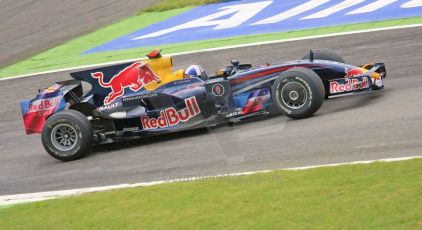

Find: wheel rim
[51,124,78,153]
[280,81,308,109]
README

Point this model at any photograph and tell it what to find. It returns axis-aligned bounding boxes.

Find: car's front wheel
[271,67,325,119]
[41,110,92,161]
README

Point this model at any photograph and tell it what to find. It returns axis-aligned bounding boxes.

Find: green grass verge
[1,159,421,229]
[143,0,222,12]
[1,15,421,78]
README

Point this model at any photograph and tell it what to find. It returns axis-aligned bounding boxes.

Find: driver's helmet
[185,65,207,80]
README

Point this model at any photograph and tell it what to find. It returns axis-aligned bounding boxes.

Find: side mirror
[231,59,240,67]
[309,49,314,62]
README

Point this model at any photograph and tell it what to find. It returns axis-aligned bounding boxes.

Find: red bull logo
[330,77,369,94]
[21,95,64,134]
[91,62,160,105]
[345,67,364,78]
[28,97,60,116]
[141,97,201,130]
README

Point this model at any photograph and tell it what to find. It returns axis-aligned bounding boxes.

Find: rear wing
[20,80,82,134]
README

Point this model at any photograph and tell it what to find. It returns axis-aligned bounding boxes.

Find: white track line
[1,155,421,206]
[1,23,422,81]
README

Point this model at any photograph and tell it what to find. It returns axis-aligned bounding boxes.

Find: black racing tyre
[271,67,325,119]
[302,48,345,63]
[41,110,92,161]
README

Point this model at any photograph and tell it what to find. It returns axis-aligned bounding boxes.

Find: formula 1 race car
[20,49,386,161]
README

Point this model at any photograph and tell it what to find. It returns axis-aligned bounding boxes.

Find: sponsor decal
[122,93,158,102]
[244,96,265,108]
[330,77,369,94]
[242,92,270,114]
[230,88,270,117]
[172,79,194,85]
[123,127,140,132]
[98,102,119,111]
[211,83,225,96]
[141,96,201,130]
[91,62,160,105]
[28,96,61,116]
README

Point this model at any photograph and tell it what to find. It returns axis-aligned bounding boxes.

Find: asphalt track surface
[0,0,160,68]
[1,27,422,196]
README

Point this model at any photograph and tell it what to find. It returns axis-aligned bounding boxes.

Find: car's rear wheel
[272,68,325,119]
[302,48,345,63]
[42,110,92,161]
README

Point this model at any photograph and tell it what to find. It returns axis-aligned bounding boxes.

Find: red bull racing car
[20,49,386,161]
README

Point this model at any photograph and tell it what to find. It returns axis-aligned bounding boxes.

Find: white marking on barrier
[347,0,398,15]
[302,0,364,19]
[0,155,421,206]
[253,0,330,25]
[133,1,273,40]
[401,0,422,8]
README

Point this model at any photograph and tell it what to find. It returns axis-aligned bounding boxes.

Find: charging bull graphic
[91,62,160,105]
[345,67,364,78]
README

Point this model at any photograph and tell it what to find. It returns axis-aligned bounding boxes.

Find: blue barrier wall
[86,0,422,53]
